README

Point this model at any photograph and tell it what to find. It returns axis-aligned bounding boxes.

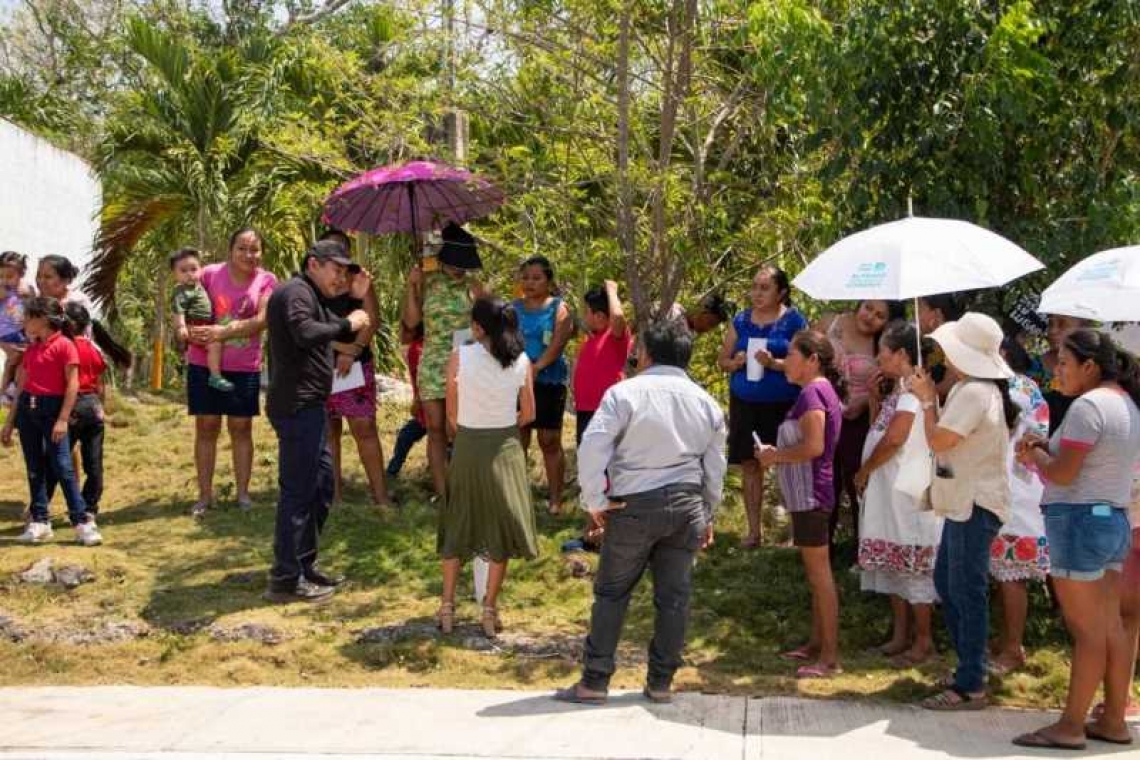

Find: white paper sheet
[331,360,366,394]
[746,337,768,382]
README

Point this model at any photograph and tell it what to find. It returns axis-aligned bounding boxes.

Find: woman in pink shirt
[184,229,277,516]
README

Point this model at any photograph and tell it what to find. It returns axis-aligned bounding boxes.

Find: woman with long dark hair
[182,229,277,516]
[911,312,1019,711]
[1012,329,1140,749]
[1,297,101,546]
[718,266,808,548]
[437,297,538,638]
[513,255,573,514]
[35,255,132,369]
[757,329,845,679]
[820,299,906,553]
[855,321,942,666]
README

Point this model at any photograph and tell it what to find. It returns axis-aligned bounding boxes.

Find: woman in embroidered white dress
[987,338,1050,675]
[855,321,943,666]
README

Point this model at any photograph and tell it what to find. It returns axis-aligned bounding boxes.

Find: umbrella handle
[915,296,923,369]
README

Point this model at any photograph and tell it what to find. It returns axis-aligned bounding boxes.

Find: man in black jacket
[264,240,371,603]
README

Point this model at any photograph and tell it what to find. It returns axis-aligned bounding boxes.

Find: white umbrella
[794,217,1044,301]
[1037,245,1140,322]
[793,216,1044,364]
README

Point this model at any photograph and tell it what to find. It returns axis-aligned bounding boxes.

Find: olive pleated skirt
[438,425,538,562]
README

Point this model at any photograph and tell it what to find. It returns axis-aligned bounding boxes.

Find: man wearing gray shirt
[555,320,727,705]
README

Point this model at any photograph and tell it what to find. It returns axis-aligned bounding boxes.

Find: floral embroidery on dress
[989,533,1049,582]
[858,539,938,575]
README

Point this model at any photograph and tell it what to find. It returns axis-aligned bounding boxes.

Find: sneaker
[262,578,336,604]
[19,522,53,544]
[237,496,253,512]
[190,500,211,519]
[207,374,235,392]
[75,521,103,547]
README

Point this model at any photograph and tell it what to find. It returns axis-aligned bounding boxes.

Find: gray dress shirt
[578,365,727,516]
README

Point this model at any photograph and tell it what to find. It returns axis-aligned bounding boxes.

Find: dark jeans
[269,405,334,590]
[934,505,1002,693]
[45,394,105,514]
[15,393,89,526]
[582,483,708,692]
[386,417,426,477]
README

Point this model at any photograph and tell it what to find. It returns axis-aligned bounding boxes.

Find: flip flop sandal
[1012,731,1086,751]
[642,687,673,704]
[921,688,988,712]
[553,684,607,706]
[796,663,843,679]
[1084,724,1135,745]
[779,646,815,662]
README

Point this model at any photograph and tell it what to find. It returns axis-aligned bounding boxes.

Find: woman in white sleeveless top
[437,297,537,639]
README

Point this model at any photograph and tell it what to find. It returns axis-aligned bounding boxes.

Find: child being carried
[0,251,36,404]
[169,248,233,392]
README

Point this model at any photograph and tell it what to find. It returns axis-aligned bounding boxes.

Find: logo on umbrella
[1076,258,1122,283]
[846,261,889,290]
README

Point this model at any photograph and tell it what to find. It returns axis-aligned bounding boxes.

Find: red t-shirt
[75,337,107,394]
[22,331,79,395]
[572,327,634,412]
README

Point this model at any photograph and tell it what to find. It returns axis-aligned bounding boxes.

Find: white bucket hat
[929,312,1013,380]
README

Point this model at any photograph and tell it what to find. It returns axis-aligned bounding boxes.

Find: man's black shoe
[304,567,346,587]
[263,578,335,604]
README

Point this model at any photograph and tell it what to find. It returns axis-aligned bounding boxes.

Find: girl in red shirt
[1,297,101,546]
[45,303,108,519]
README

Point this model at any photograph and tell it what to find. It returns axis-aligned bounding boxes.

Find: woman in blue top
[514,256,574,514]
[717,266,808,548]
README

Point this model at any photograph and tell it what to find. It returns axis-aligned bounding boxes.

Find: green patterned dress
[418,271,474,401]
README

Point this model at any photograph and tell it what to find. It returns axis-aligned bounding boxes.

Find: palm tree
[88,16,341,386]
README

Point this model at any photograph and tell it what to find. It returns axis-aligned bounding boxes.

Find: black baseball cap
[307,239,361,273]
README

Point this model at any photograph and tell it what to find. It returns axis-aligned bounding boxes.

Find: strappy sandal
[921,687,988,711]
[481,606,501,638]
[436,602,455,634]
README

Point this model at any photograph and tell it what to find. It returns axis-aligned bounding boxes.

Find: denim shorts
[1043,503,1132,581]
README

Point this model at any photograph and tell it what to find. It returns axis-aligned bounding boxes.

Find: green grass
[0,391,1085,705]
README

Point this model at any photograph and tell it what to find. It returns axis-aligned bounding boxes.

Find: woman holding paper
[718,266,808,548]
[322,230,393,509]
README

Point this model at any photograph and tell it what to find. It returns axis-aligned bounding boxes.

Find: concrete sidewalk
[0,686,1135,759]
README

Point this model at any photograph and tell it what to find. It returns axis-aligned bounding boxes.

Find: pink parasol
[321,160,505,238]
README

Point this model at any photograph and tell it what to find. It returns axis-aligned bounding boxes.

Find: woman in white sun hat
[909,312,1020,711]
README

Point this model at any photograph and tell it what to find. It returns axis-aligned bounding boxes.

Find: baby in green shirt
[170,249,233,392]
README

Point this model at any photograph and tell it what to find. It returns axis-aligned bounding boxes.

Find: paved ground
[0,686,1136,759]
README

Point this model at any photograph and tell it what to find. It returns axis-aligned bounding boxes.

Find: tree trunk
[615,6,647,330]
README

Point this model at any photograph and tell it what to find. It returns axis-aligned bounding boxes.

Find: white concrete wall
[0,118,102,378]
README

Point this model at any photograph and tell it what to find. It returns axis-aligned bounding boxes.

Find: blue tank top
[513,297,568,386]
[728,307,807,403]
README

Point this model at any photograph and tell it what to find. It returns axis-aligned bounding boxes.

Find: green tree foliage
[1,0,1138,383]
